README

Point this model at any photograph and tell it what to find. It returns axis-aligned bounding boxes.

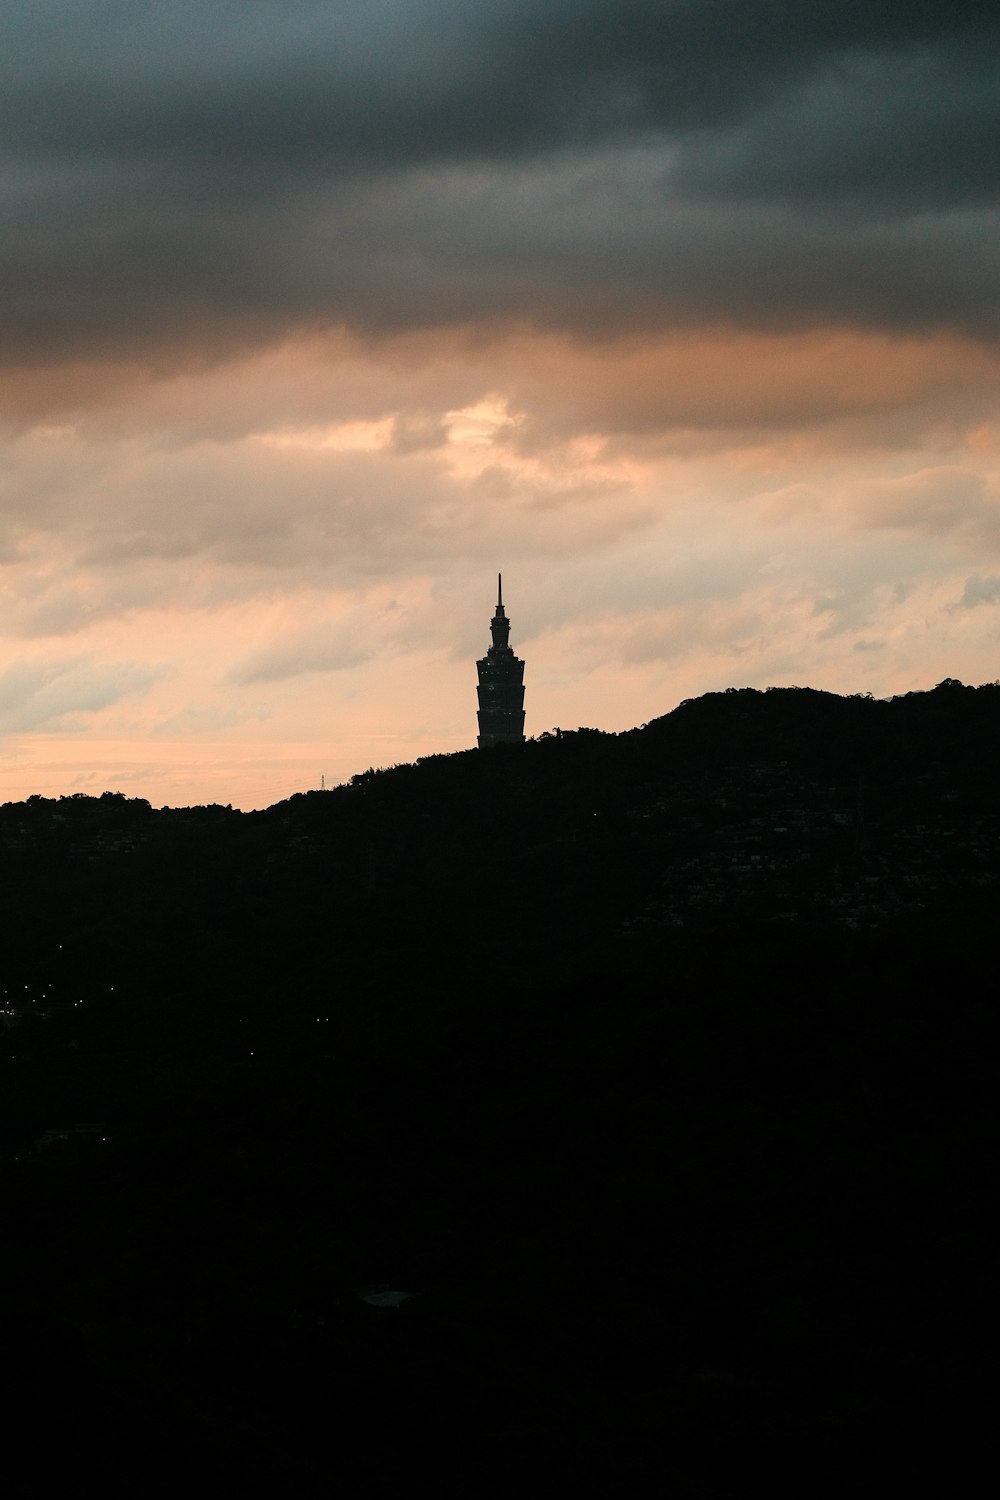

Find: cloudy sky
[3,1,999,806]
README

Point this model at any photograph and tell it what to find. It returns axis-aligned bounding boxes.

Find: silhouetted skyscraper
[477,574,525,747]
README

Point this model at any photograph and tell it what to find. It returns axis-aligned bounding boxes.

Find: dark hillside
[1,682,997,1487]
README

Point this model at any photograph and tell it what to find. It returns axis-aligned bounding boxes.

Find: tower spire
[498,572,503,609]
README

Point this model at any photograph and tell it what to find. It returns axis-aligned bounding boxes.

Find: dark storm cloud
[673,40,1000,210]
[8,2,994,169]
[3,2,999,364]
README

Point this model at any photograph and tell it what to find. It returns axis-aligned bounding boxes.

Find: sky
[3,1,1000,808]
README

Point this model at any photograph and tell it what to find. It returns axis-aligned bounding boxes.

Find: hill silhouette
[2,681,996,1487]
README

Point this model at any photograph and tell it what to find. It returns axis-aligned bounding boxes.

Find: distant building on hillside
[476,575,526,747]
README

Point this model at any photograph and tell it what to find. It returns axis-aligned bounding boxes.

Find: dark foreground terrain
[2,682,996,1490]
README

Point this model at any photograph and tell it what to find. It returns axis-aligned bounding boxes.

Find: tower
[476,574,525,748]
